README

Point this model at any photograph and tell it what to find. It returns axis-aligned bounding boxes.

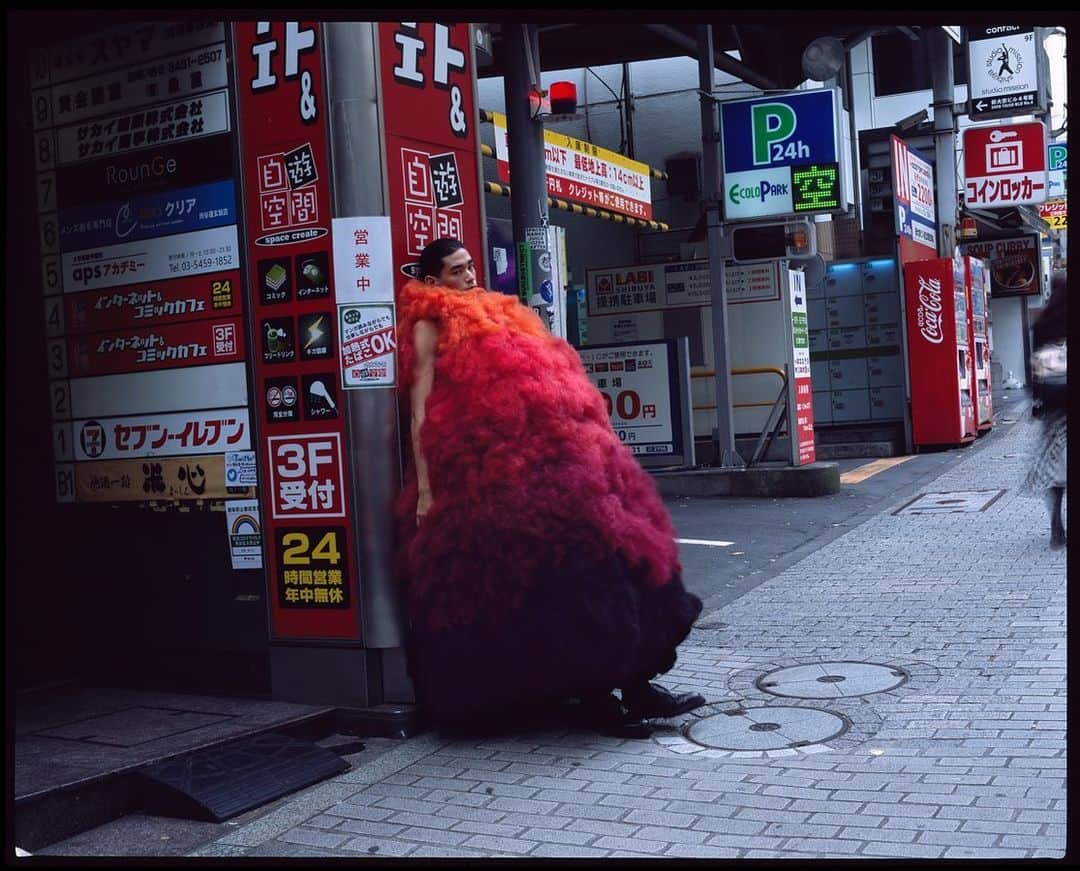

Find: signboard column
[234,21,361,641]
[787,269,816,466]
[30,22,255,506]
[376,22,484,287]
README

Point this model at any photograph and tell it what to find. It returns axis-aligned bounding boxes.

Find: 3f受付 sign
[720,89,846,221]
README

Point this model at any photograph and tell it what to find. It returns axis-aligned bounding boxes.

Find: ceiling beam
[644,23,779,91]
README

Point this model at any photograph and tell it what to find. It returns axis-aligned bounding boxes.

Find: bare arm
[411,319,438,524]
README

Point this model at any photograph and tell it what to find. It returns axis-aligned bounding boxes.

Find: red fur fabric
[394,281,701,724]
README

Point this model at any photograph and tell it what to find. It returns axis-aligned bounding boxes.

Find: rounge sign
[720,89,844,221]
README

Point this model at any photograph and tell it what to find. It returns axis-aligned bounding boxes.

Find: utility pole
[697,24,743,468]
[929,27,957,258]
[503,23,554,326]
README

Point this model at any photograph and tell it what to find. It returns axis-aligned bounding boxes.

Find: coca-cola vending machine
[963,256,994,433]
[904,257,977,448]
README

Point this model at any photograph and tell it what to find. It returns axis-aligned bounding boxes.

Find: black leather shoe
[574,693,654,739]
[623,682,706,719]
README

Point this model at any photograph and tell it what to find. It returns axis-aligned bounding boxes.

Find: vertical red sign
[794,377,816,465]
[233,22,359,640]
[377,23,485,288]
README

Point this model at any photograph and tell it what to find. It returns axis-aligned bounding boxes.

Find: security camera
[896,108,929,132]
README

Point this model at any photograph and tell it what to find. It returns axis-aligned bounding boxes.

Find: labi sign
[720,89,846,222]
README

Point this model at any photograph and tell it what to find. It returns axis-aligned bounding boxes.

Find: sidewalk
[51,412,1071,859]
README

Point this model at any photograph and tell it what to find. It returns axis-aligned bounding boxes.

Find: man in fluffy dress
[394,238,706,739]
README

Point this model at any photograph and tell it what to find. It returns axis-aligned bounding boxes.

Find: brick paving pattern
[191,415,1066,859]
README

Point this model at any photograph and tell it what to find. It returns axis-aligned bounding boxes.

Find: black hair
[1033,270,1068,347]
[419,238,466,281]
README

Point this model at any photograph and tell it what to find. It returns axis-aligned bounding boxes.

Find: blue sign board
[719,89,843,221]
[58,180,238,252]
[721,90,839,173]
[1047,141,1067,198]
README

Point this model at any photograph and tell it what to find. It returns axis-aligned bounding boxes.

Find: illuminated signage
[720,89,846,221]
[791,163,840,212]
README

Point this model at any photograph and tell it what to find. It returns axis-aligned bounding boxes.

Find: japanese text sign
[378,22,484,287]
[492,113,653,221]
[338,304,396,388]
[963,121,1048,207]
[967,25,1043,119]
[891,134,938,255]
[958,234,1042,298]
[267,432,346,519]
[331,216,394,304]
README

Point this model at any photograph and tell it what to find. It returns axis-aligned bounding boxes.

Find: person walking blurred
[1023,270,1067,549]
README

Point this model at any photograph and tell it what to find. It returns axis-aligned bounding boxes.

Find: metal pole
[504,23,553,323]
[842,50,864,234]
[929,27,957,258]
[323,22,406,654]
[697,24,743,468]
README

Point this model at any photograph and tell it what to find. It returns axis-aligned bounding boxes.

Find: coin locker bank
[14,20,489,712]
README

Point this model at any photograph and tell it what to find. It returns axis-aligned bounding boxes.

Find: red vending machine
[904,257,977,448]
[963,256,994,433]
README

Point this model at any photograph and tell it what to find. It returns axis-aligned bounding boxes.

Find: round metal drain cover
[685,706,847,751]
[757,661,907,699]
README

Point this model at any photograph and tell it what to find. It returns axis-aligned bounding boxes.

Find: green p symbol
[751,103,797,166]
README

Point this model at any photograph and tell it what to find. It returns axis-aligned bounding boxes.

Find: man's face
[428,247,477,290]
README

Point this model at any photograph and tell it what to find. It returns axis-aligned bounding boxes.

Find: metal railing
[690,366,787,411]
[690,366,791,467]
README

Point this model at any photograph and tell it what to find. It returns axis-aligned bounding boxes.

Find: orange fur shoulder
[397,280,548,355]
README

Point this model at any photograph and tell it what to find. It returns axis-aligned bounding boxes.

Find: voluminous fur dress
[394,281,702,725]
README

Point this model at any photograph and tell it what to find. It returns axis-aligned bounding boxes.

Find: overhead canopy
[479,21,889,89]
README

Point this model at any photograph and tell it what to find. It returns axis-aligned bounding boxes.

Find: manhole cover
[757,662,908,699]
[893,489,1005,515]
[684,706,847,751]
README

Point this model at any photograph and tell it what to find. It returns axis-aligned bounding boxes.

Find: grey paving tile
[277,828,350,849]
[461,834,539,854]
[592,835,668,854]
[551,803,626,821]
[530,843,611,858]
[449,819,525,838]
[521,827,597,846]
[622,809,697,828]
[635,826,709,845]
[339,835,417,857]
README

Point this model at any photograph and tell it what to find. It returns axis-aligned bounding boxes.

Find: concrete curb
[653,463,840,498]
